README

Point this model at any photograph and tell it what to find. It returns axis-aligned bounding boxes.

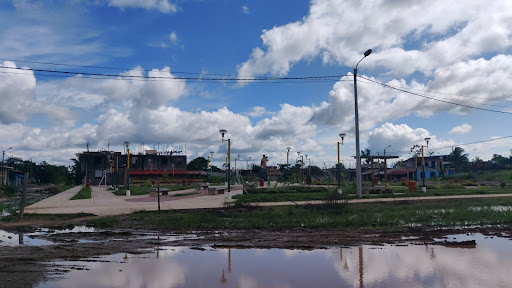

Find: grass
[86,197,512,230]
[113,185,195,196]
[172,192,199,197]
[231,184,512,203]
[70,186,92,200]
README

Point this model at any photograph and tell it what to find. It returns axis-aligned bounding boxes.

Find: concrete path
[24,185,244,216]
[24,185,512,216]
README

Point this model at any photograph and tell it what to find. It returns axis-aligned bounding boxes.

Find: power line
[358,78,512,109]
[386,135,512,155]
[357,75,512,115]
[0,65,345,82]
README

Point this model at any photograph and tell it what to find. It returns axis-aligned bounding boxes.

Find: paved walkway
[24,185,244,216]
[24,185,512,216]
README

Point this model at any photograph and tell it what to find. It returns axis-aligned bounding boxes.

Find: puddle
[0,226,101,246]
[0,229,54,246]
[35,233,512,288]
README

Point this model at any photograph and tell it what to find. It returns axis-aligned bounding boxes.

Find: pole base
[126,190,131,196]
[337,188,342,195]
[421,186,427,193]
[225,192,232,200]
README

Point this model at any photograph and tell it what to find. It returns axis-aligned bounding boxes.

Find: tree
[187,157,207,171]
[447,147,469,172]
[473,156,483,162]
[491,154,511,168]
[361,148,371,164]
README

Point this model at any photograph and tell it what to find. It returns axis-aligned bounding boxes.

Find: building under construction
[80,150,206,186]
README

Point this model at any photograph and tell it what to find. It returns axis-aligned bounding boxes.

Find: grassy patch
[87,216,120,228]
[70,186,92,200]
[86,197,512,231]
[113,185,195,196]
[172,192,199,197]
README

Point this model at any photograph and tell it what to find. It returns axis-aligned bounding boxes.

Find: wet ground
[1,224,512,288]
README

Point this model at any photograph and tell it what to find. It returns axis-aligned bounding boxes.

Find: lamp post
[248,156,252,182]
[422,137,431,191]
[207,151,214,183]
[354,48,372,198]
[124,141,130,195]
[2,147,12,166]
[383,145,391,182]
[337,133,346,193]
[286,147,291,183]
[219,129,231,199]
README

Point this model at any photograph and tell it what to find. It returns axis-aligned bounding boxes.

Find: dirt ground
[1,218,511,288]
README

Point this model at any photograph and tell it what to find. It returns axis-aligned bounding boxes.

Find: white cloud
[169,31,178,45]
[367,123,455,156]
[245,106,272,117]
[108,0,178,13]
[449,123,472,135]
[0,61,72,124]
[237,0,512,80]
[242,5,250,14]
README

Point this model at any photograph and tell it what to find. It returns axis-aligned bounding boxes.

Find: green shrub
[1,185,19,197]
[439,183,465,190]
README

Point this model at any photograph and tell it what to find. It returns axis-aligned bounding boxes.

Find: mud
[1,218,511,288]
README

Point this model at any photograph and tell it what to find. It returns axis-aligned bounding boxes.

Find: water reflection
[35,233,512,288]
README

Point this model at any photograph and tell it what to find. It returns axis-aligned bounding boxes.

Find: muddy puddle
[33,233,512,288]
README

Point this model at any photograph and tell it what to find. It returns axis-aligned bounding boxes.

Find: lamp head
[287,147,291,152]
[425,137,431,147]
[364,49,372,57]
[210,151,214,157]
[219,129,227,138]
[297,152,300,156]
[339,133,346,144]
[124,141,130,147]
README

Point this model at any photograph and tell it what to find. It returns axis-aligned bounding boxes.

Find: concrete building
[80,150,204,186]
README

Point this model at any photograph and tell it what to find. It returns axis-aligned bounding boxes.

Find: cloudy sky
[1,0,512,168]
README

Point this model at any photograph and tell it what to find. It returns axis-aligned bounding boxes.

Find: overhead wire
[357,75,512,115]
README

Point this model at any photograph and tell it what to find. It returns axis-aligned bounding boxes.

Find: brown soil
[1,217,511,288]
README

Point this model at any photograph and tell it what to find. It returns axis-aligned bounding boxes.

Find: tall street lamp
[286,147,291,182]
[207,151,214,183]
[219,129,231,199]
[337,133,346,193]
[2,147,12,166]
[124,141,130,194]
[353,48,372,198]
[383,145,391,181]
[421,137,431,191]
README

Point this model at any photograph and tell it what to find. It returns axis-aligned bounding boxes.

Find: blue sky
[1,0,512,168]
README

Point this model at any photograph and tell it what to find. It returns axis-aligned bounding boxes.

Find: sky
[1,0,512,169]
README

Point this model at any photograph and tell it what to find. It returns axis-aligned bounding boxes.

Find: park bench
[149,188,169,197]
[207,187,227,195]
[195,184,209,191]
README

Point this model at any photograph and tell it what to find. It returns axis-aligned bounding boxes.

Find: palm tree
[447,147,469,172]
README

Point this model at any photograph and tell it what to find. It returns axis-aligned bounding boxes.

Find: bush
[1,185,19,197]
[439,183,465,190]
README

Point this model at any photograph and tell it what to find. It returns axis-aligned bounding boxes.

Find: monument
[260,154,268,181]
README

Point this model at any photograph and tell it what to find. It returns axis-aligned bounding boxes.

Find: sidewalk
[24,185,512,217]
[24,185,244,216]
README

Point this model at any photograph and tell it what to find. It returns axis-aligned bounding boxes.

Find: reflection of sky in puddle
[0,226,100,246]
[35,233,512,288]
